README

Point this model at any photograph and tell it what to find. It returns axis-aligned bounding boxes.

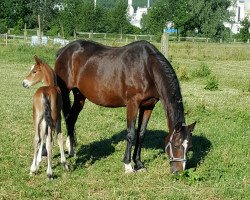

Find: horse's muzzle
[22,80,30,88]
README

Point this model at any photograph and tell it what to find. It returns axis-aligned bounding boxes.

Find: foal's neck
[42,64,56,86]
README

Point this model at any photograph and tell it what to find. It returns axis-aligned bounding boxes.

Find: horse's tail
[145,42,185,126]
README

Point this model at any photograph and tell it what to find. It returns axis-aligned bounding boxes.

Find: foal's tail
[42,94,53,130]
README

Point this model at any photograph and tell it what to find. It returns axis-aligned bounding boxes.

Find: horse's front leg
[123,101,139,173]
[65,89,85,156]
[133,107,153,171]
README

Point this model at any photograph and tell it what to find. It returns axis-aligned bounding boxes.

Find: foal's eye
[33,70,37,74]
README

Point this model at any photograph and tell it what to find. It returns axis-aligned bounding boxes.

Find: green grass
[0,42,249,199]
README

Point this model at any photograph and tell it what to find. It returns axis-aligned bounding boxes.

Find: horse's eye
[33,70,37,74]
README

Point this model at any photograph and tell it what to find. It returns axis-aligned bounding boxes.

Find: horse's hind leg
[56,118,69,171]
[65,88,85,156]
[123,101,139,173]
[133,107,153,171]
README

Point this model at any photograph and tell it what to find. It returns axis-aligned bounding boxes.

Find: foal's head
[166,122,196,174]
[23,56,50,88]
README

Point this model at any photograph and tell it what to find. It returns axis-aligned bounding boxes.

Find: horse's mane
[144,41,185,125]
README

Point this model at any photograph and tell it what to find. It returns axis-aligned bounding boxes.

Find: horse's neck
[42,65,56,86]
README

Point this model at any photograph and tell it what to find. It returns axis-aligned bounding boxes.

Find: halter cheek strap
[165,124,187,162]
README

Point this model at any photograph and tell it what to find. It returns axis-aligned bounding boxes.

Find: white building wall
[224,0,247,34]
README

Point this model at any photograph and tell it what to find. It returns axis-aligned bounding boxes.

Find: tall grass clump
[192,62,211,78]
[204,75,219,91]
[173,62,190,81]
[178,65,190,81]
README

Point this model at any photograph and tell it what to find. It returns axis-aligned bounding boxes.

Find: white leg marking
[124,163,134,173]
[66,136,74,156]
[37,144,43,164]
[46,127,53,179]
[30,159,37,175]
[182,139,188,170]
[66,136,70,151]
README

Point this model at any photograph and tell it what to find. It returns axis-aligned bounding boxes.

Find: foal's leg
[46,126,53,179]
[36,119,46,165]
[30,118,41,175]
[123,101,139,173]
[56,118,69,171]
[65,89,85,156]
[133,107,153,171]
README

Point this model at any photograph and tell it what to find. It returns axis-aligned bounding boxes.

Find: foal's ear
[34,55,43,65]
[188,122,196,133]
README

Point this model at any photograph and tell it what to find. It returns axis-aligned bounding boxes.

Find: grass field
[0,41,249,199]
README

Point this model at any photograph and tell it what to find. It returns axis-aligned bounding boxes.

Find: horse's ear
[34,55,43,65]
[188,122,196,133]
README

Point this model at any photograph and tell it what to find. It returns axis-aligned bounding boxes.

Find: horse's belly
[88,93,126,107]
[78,83,126,107]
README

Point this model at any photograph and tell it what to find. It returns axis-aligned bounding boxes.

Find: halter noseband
[165,124,187,163]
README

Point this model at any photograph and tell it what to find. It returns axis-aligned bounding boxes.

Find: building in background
[127,0,150,28]
[224,0,250,33]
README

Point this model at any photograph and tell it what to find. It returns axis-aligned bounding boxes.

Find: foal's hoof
[63,163,69,171]
[47,174,53,180]
[135,168,147,173]
[29,171,36,177]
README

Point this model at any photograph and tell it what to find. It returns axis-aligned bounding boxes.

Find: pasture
[0,41,249,199]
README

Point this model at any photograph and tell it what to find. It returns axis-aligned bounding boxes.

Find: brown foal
[23,56,68,179]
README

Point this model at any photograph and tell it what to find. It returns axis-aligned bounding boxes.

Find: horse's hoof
[124,163,135,174]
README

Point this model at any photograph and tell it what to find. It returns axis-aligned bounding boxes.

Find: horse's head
[166,122,196,174]
[23,56,45,88]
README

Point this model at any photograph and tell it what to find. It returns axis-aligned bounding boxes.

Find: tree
[28,0,60,32]
[239,17,250,42]
[106,0,132,34]
[141,0,231,39]
[141,0,172,35]
[0,19,8,34]
[0,0,33,30]
[198,0,231,38]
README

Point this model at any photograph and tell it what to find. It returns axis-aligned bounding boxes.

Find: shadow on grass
[72,130,211,170]
[186,135,212,169]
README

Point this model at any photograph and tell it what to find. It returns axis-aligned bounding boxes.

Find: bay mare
[23,56,68,179]
[55,40,196,174]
